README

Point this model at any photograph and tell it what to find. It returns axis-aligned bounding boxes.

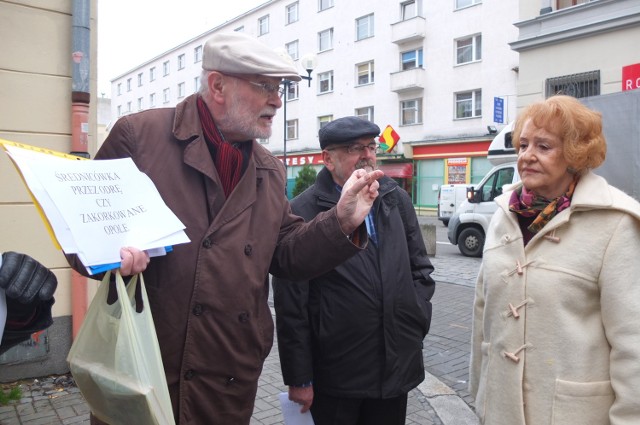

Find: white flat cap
[203,32,301,81]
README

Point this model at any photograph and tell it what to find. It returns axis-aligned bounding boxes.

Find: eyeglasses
[231,75,284,98]
[326,143,379,155]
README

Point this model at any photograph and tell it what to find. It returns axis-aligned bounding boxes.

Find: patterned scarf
[196,95,244,198]
[508,178,578,234]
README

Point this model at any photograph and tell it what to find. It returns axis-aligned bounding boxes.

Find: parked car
[447,162,519,256]
[438,183,472,226]
[447,123,518,257]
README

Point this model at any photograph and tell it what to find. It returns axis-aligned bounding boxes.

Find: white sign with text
[5,145,189,271]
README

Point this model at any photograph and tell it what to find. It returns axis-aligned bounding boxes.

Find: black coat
[273,168,435,398]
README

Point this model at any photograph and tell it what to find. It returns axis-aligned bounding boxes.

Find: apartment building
[110,0,520,208]
[511,0,640,107]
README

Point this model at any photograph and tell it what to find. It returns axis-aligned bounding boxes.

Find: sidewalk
[1,220,482,425]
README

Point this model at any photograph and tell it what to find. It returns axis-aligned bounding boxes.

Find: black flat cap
[319,117,380,149]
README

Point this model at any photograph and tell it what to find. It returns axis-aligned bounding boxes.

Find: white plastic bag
[67,271,175,425]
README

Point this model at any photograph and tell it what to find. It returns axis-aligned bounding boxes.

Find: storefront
[278,152,415,199]
[410,138,493,209]
[280,144,494,211]
[280,151,324,197]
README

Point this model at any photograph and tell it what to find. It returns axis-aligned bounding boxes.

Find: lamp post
[282,53,317,196]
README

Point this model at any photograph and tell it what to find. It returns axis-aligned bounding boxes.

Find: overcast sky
[97,0,266,96]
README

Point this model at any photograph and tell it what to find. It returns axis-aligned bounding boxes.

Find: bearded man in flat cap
[273,116,436,425]
[66,33,383,425]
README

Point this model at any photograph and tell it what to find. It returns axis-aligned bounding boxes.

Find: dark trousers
[310,392,408,425]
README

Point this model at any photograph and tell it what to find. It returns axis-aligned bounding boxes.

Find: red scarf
[196,95,244,198]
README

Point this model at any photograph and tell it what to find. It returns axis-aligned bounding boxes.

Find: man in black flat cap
[273,116,436,425]
[65,33,383,425]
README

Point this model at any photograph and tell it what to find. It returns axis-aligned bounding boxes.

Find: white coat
[469,172,640,425]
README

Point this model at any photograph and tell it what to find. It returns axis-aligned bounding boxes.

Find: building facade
[511,0,640,107]
[110,0,520,208]
[0,0,99,380]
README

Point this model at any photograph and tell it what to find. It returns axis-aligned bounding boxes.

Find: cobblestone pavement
[1,217,482,425]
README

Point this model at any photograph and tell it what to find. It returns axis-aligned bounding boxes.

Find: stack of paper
[2,141,190,274]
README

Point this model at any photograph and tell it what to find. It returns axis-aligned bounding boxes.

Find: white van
[447,123,519,256]
[438,184,473,226]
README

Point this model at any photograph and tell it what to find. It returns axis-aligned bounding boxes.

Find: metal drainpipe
[70,0,91,338]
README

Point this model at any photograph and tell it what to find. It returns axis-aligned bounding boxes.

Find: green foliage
[0,386,22,405]
[292,165,318,198]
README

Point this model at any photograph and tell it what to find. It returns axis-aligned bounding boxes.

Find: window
[286,119,298,140]
[127,78,132,91]
[178,54,185,70]
[137,97,143,111]
[455,89,482,119]
[545,70,600,98]
[149,93,156,107]
[127,101,132,112]
[286,2,299,24]
[318,115,333,130]
[356,14,374,41]
[258,15,270,36]
[355,106,374,122]
[178,82,185,98]
[481,167,515,202]
[137,73,143,87]
[318,28,334,52]
[402,49,423,70]
[318,71,334,93]
[319,0,334,11]
[194,45,203,63]
[286,40,299,61]
[456,0,481,9]
[356,61,375,85]
[456,34,482,65]
[117,83,122,95]
[401,99,422,125]
[163,61,170,76]
[163,88,170,103]
[258,137,269,144]
[285,81,299,101]
[235,25,244,32]
[150,67,156,81]
[402,0,417,20]
[194,76,201,92]
[117,105,122,117]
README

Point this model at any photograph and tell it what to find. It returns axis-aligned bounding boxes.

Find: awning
[378,162,413,179]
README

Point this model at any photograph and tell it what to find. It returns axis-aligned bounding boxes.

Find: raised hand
[336,168,384,234]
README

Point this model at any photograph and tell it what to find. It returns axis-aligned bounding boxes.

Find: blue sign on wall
[493,97,504,124]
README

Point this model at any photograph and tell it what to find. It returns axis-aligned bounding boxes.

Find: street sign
[493,97,504,124]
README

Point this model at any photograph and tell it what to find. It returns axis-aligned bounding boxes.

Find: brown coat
[81,94,363,424]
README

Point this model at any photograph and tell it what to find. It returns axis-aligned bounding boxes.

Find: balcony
[390,67,426,93]
[391,16,426,44]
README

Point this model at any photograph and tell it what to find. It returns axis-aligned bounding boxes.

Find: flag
[378,125,400,153]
